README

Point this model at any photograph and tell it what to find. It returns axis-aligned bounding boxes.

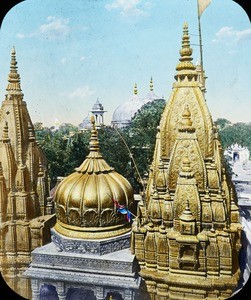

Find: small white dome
[111,84,146,128]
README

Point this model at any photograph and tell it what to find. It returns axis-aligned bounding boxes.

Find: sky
[0,0,250,127]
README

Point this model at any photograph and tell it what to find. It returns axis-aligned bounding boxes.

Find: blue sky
[0,0,250,126]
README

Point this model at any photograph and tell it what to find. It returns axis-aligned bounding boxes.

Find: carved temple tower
[131,23,242,299]
[0,48,55,299]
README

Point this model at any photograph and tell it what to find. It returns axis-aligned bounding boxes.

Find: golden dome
[54,116,134,239]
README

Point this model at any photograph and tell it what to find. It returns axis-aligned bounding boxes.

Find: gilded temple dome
[54,116,134,239]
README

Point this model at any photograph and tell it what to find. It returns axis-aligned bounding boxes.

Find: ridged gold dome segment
[54,220,131,239]
[75,151,114,174]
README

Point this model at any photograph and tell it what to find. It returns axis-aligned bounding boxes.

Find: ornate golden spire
[6,47,23,96]
[134,83,138,95]
[175,22,197,81]
[150,77,153,92]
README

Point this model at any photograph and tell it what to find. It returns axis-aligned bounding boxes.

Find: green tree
[219,122,251,152]
[215,118,232,130]
[124,99,166,191]
[34,99,166,192]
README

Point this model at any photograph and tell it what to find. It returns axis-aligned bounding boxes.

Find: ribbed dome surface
[54,117,134,239]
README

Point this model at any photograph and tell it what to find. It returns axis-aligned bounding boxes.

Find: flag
[198,0,212,18]
[113,199,133,222]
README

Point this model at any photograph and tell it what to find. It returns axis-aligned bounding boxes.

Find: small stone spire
[28,122,36,142]
[38,157,44,177]
[175,23,197,81]
[2,122,10,141]
[6,47,23,95]
[150,77,153,92]
[89,115,100,152]
[180,200,195,222]
[134,83,138,95]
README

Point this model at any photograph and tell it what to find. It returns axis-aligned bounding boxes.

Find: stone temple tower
[0,48,55,299]
[131,23,242,299]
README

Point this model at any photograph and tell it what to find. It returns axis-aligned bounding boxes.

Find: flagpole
[197,0,205,93]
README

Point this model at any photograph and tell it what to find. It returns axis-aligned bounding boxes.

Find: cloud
[236,28,251,42]
[39,16,70,40]
[61,86,95,100]
[16,32,37,39]
[16,16,71,40]
[213,26,251,43]
[80,56,86,61]
[105,0,152,18]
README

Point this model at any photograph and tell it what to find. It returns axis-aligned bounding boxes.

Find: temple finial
[175,23,197,81]
[6,47,23,95]
[150,77,153,92]
[134,83,138,95]
[89,115,100,152]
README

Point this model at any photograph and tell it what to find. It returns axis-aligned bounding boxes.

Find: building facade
[0,48,55,299]
[131,23,242,299]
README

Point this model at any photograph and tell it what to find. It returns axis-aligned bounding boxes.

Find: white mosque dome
[111,84,145,128]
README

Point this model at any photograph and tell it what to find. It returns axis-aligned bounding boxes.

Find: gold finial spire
[6,47,23,95]
[89,115,100,152]
[134,83,138,95]
[150,77,153,92]
[180,22,192,60]
[175,23,197,81]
